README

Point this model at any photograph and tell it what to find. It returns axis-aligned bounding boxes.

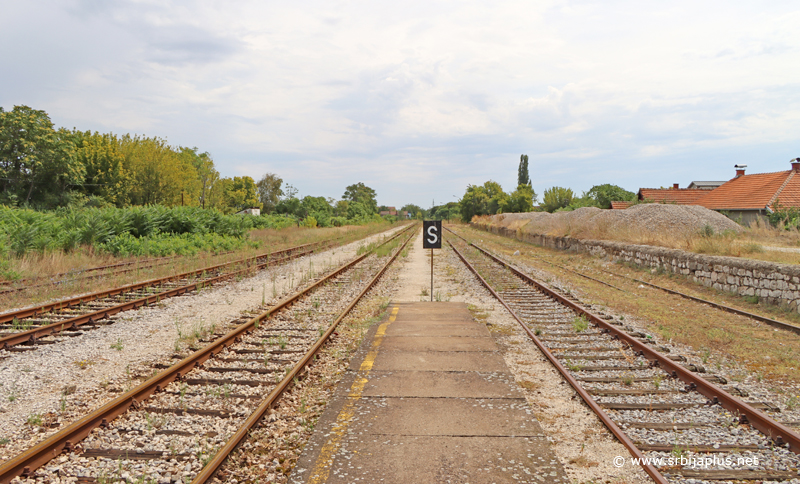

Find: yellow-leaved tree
[117,135,201,206]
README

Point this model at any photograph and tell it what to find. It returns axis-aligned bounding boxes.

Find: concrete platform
[290,302,568,484]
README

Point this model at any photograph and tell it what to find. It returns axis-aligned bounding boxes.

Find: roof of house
[610,201,633,209]
[695,170,798,211]
[637,188,709,205]
[687,181,726,190]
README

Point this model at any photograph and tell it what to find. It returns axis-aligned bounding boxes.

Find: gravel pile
[489,204,743,239]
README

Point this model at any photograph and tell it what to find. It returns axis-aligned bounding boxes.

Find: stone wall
[472,221,800,311]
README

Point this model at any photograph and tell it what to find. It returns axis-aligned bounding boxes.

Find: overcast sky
[2,0,798,208]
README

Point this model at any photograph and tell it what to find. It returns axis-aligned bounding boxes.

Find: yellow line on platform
[306,306,398,484]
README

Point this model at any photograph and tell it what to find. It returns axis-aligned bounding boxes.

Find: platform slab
[291,436,565,484]
[290,302,568,484]
[356,350,510,372]
[360,370,523,398]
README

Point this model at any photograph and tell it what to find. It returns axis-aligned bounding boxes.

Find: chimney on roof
[734,164,747,177]
[672,183,679,189]
[792,158,800,172]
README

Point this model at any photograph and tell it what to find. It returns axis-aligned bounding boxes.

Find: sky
[2,0,799,208]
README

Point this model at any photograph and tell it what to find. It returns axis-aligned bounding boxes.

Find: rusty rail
[447,239,670,484]
[453,225,800,335]
[445,228,800,456]
[0,239,332,324]
[0,242,329,349]
[192,224,417,483]
[0,223,416,482]
[0,254,181,289]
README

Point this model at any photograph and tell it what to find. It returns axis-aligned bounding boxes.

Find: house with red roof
[636,183,708,205]
[610,201,633,210]
[693,161,800,225]
[624,160,800,225]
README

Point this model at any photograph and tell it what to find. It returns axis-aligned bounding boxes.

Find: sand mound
[487,204,742,240]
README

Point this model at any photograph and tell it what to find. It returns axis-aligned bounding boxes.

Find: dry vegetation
[455,225,800,385]
[474,206,800,264]
[0,222,401,311]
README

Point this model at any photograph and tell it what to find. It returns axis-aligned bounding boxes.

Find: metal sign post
[422,221,442,302]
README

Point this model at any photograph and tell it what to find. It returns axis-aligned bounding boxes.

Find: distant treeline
[0,105,259,212]
[0,105,395,228]
[454,155,637,222]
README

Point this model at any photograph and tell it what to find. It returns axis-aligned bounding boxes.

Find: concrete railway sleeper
[446,232,800,483]
[0,224,417,483]
[0,238,350,351]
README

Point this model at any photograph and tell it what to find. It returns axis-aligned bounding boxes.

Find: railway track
[526,247,800,336]
[446,229,800,483]
[0,224,416,483]
[0,239,344,352]
[0,255,183,296]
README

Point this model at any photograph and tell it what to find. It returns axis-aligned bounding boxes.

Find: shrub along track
[0,224,416,483]
[0,238,353,351]
[446,228,800,483]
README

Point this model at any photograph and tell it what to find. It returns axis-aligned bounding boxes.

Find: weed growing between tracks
[213,275,398,483]
[456,225,800,385]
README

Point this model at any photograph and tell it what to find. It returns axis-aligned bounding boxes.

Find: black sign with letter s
[423,221,442,249]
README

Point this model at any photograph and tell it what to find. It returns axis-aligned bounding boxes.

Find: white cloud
[2,0,799,207]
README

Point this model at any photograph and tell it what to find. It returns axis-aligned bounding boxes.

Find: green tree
[518,154,530,187]
[68,131,129,206]
[584,184,636,209]
[299,195,332,226]
[400,203,425,219]
[181,147,218,209]
[117,135,200,206]
[256,173,283,214]
[346,201,374,221]
[429,202,459,220]
[275,184,301,219]
[333,199,349,217]
[343,182,378,213]
[225,176,260,212]
[458,180,511,222]
[459,184,491,222]
[541,186,575,212]
[206,176,259,213]
[499,184,536,213]
[483,180,507,215]
[0,105,82,206]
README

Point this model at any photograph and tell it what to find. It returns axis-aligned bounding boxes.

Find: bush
[99,232,256,257]
[0,205,269,257]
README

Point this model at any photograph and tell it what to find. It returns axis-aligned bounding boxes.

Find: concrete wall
[472,221,800,312]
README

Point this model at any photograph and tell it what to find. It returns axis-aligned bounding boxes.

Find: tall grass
[0,206,297,258]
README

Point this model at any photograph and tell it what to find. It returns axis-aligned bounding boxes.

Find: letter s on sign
[426,225,438,245]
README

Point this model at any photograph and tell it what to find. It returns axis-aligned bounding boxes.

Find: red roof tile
[772,172,800,209]
[695,171,796,210]
[637,188,708,205]
[610,201,633,209]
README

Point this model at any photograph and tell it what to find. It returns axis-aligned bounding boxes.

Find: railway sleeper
[79,449,192,460]
[663,469,798,481]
